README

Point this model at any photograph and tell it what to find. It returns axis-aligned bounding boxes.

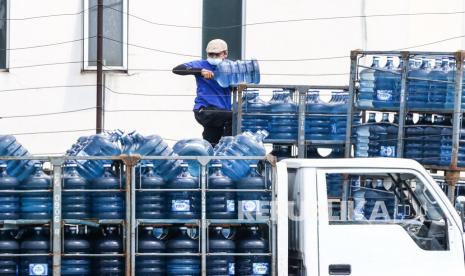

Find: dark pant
[194,107,232,146]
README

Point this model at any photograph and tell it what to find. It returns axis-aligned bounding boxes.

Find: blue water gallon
[242,90,269,133]
[445,58,456,109]
[207,163,236,219]
[0,135,36,182]
[167,163,200,219]
[236,164,270,220]
[236,226,270,276]
[62,162,90,220]
[422,115,443,165]
[208,227,235,276]
[373,57,398,108]
[439,115,453,166]
[166,227,200,276]
[0,229,19,276]
[20,163,52,220]
[20,227,51,276]
[136,226,166,276]
[404,113,424,163]
[271,145,293,161]
[305,90,332,141]
[92,164,124,220]
[121,133,181,182]
[354,113,376,157]
[136,164,167,219]
[62,225,91,276]
[0,163,19,220]
[94,226,124,276]
[408,59,431,109]
[357,56,379,109]
[69,133,121,180]
[215,60,232,88]
[268,90,298,140]
[428,58,448,109]
[220,130,268,181]
[173,138,213,177]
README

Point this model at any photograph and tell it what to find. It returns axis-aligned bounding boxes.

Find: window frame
[0,0,9,71]
[82,0,128,71]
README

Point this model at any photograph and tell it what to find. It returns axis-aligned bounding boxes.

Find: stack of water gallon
[354,54,465,166]
[135,130,272,275]
[241,88,360,160]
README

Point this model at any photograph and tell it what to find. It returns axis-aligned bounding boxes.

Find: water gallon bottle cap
[179,226,188,230]
[248,226,259,231]
[103,163,112,168]
[33,226,43,231]
[249,164,258,168]
[66,162,78,168]
[145,226,154,230]
[33,163,43,168]
[211,163,222,168]
[180,163,189,168]
[214,226,223,230]
[0,163,6,168]
[143,163,154,168]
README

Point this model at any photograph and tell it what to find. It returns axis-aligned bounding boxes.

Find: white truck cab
[276,158,465,276]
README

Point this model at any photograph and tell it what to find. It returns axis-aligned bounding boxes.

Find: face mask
[207,58,223,66]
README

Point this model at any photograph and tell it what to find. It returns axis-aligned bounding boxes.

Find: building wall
[0,0,464,154]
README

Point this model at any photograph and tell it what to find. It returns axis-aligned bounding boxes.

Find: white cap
[206,39,228,54]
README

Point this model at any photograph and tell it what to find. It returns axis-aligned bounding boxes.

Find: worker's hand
[201,69,214,79]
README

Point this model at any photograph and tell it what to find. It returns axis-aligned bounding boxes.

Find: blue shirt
[183,60,231,110]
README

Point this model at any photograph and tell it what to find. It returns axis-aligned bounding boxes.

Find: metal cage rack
[232,84,350,158]
[0,155,277,276]
[343,50,465,202]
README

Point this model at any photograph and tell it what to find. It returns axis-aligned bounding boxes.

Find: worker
[172,39,232,146]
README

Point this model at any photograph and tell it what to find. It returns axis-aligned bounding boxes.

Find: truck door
[315,168,465,276]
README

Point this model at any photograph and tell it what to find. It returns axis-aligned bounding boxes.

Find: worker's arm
[172,64,214,79]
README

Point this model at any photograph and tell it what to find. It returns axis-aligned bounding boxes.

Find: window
[84,0,127,70]
[324,171,448,251]
[0,0,7,69]
[202,0,243,60]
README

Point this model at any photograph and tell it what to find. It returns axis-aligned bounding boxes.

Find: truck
[275,158,465,276]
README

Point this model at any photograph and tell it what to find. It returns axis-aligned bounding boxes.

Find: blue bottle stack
[357,56,379,109]
[208,227,235,276]
[136,227,166,276]
[236,164,271,220]
[20,163,52,220]
[0,163,19,220]
[236,226,270,276]
[428,58,449,109]
[62,225,91,276]
[167,163,200,219]
[0,135,37,181]
[207,163,236,219]
[366,113,398,157]
[62,162,91,220]
[136,164,167,219]
[241,90,270,133]
[92,163,124,220]
[354,113,376,157]
[408,59,431,109]
[94,226,124,275]
[215,59,260,88]
[20,227,51,276]
[373,56,400,108]
[0,229,19,276]
[404,113,424,163]
[422,114,443,165]
[166,226,200,276]
[268,90,298,140]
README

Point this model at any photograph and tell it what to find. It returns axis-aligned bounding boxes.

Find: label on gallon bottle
[376,90,393,101]
[228,262,235,275]
[380,146,396,157]
[227,200,236,212]
[172,199,190,212]
[253,263,269,275]
[241,200,260,212]
[29,264,48,275]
